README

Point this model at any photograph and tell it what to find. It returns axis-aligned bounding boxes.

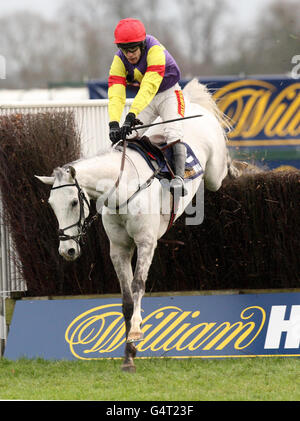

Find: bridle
[50,141,128,246]
[51,178,97,245]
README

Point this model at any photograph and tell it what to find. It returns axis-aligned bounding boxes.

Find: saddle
[126,136,203,181]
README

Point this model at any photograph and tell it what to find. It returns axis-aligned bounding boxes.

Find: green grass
[0,357,299,401]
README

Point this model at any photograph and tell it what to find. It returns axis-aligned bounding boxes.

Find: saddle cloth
[126,136,203,181]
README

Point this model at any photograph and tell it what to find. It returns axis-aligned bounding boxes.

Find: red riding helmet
[114,18,146,45]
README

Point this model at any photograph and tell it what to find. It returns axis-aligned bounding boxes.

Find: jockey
[108,18,187,196]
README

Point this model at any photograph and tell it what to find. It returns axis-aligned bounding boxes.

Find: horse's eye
[71,199,78,208]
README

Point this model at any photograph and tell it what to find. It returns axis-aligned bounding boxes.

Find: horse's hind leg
[109,241,136,372]
[226,150,243,179]
[204,149,228,191]
[127,233,157,343]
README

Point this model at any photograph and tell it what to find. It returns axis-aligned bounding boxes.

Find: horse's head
[35,166,91,261]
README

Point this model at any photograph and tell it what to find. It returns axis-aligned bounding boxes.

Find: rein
[102,139,177,212]
[104,139,180,232]
[100,116,203,215]
[106,164,163,212]
[51,138,128,244]
[102,137,127,208]
[97,138,163,212]
[52,136,182,244]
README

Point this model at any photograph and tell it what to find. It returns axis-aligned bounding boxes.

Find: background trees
[0,0,299,89]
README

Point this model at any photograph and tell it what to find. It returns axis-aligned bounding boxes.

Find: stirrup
[170,176,188,197]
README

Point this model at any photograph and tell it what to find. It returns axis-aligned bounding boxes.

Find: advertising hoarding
[88,76,300,170]
[4,293,300,360]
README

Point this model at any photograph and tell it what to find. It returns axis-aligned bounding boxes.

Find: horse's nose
[68,248,76,257]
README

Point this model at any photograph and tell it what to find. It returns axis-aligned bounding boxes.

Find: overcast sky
[0,0,275,27]
[0,0,60,17]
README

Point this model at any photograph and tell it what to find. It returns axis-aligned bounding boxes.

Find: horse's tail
[183,79,264,180]
[183,78,231,134]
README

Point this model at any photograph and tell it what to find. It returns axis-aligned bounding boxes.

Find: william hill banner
[88,76,300,170]
[209,76,300,170]
[4,293,300,360]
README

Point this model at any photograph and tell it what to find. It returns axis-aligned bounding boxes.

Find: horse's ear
[35,175,55,185]
[68,166,76,179]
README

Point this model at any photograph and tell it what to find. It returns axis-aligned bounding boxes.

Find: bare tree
[221,0,300,75]
[173,0,229,76]
[0,12,61,88]
[1,0,298,89]
[56,0,111,80]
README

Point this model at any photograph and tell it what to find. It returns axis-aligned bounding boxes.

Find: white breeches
[134,83,185,144]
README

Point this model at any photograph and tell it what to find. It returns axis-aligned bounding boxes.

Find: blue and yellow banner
[206,76,300,170]
[88,76,300,170]
[204,77,300,144]
[4,293,300,360]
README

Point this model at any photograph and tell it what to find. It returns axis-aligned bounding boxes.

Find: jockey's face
[122,46,142,64]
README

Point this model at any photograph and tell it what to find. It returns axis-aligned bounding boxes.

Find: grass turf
[0,357,299,401]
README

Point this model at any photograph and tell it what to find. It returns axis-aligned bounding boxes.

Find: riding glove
[109,121,121,144]
[120,112,136,139]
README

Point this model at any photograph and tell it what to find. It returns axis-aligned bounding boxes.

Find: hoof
[121,363,136,373]
[127,332,144,344]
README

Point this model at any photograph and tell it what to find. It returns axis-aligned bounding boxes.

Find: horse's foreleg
[127,235,157,343]
[109,241,136,372]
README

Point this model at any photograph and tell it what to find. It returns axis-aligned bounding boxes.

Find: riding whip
[133,114,202,131]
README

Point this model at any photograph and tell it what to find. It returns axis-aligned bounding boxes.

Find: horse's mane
[183,78,231,133]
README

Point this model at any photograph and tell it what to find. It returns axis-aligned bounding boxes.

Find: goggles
[120,46,140,54]
[117,41,144,54]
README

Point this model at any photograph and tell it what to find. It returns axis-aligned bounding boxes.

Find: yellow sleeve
[129,45,166,116]
[108,55,127,122]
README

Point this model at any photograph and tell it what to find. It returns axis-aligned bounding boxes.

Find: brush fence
[0,99,132,348]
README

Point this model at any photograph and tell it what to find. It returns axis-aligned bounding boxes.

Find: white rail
[0,99,132,157]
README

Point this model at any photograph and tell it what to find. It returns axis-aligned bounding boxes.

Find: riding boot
[170,141,188,197]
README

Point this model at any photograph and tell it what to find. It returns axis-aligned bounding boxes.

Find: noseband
[51,178,97,244]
